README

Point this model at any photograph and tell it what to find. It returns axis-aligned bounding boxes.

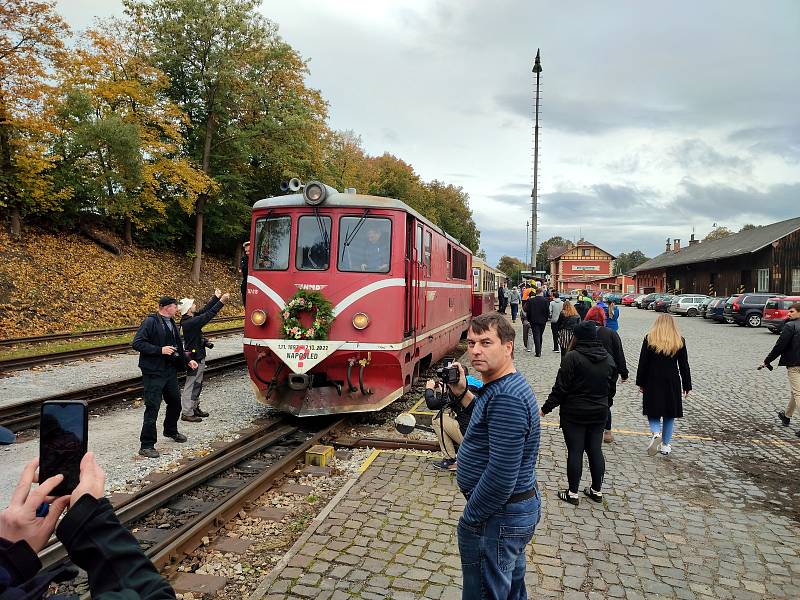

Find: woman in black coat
[584,306,629,443]
[636,314,692,457]
[541,321,617,506]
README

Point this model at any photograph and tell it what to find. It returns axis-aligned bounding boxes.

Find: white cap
[178,298,194,316]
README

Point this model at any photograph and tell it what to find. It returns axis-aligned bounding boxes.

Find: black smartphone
[39,401,88,496]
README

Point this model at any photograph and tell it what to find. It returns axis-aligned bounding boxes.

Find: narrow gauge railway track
[0,353,246,432]
[0,315,244,347]
[38,417,344,597]
[0,325,244,372]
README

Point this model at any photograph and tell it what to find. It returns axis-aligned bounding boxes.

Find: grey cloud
[728,125,800,163]
[669,139,751,171]
[672,181,800,222]
[495,92,687,134]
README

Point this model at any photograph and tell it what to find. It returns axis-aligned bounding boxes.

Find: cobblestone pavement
[250,308,800,599]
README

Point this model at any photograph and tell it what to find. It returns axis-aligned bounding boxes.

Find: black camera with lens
[166,347,183,365]
[202,337,214,350]
[435,364,467,384]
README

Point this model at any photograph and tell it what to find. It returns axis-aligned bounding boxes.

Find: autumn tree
[0,0,69,236]
[739,223,758,232]
[322,130,371,192]
[425,180,480,252]
[126,0,327,281]
[613,250,649,275]
[497,255,527,279]
[51,26,214,244]
[704,225,733,241]
[535,236,573,272]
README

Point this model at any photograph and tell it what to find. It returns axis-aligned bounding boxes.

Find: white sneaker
[525,347,532,352]
[647,433,661,456]
[659,443,672,455]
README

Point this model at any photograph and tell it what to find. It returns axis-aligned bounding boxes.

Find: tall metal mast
[530,49,542,272]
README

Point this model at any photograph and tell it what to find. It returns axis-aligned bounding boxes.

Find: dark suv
[723,293,785,327]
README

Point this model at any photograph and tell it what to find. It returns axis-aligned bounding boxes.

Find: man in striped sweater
[450,313,541,600]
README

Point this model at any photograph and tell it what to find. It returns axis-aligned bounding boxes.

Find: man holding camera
[132,296,198,458]
[449,313,541,600]
[178,290,229,422]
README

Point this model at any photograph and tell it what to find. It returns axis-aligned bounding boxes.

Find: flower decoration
[280,290,335,340]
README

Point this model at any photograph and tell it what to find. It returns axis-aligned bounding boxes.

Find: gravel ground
[0,334,244,406]
[0,363,273,508]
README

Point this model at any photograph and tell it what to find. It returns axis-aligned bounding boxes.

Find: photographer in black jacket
[0,454,175,599]
[428,365,483,471]
[132,296,197,459]
[177,290,229,422]
[763,303,800,436]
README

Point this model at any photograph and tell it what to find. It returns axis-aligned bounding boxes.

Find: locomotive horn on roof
[279,178,303,193]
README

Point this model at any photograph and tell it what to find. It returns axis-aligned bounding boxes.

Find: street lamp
[526,221,530,267]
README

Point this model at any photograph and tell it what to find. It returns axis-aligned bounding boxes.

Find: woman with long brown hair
[636,314,692,456]
[557,301,581,359]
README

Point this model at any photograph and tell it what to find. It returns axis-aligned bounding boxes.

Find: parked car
[668,294,709,317]
[621,294,637,306]
[632,294,647,308]
[702,297,723,319]
[652,295,675,312]
[723,293,785,327]
[709,297,736,322]
[637,293,658,310]
[698,296,715,318]
[763,296,800,333]
[603,293,624,304]
[646,294,672,310]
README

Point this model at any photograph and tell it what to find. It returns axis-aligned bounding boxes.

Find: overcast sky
[58,0,799,265]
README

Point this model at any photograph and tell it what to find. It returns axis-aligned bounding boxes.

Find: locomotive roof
[252,191,473,255]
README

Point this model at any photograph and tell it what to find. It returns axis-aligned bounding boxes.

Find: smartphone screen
[39,401,88,496]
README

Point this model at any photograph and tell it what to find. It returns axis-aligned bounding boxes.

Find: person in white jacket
[549,292,564,352]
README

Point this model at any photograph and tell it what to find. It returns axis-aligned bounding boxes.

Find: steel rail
[333,435,440,451]
[149,418,344,571]
[39,420,298,570]
[0,353,246,432]
[0,316,244,347]
[0,326,243,372]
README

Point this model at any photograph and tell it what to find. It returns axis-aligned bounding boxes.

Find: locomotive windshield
[253,216,290,270]
[296,215,331,270]
[338,216,391,273]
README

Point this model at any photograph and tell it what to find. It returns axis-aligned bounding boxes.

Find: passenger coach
[243,181,475,416]
[471,258,507,316]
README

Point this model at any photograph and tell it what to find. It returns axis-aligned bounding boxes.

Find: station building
[548,239,619,294]
[631,216,800,296]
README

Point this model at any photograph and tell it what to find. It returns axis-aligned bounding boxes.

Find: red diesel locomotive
[243,181,475,416]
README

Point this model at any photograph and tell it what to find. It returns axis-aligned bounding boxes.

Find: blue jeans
[458,495,541,600]
[510,303,519,321]
[648,416,675,444]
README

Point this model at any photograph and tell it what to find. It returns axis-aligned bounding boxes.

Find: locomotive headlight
[303,181,327,206]
[352,312,370,330]
[251,309,267,326]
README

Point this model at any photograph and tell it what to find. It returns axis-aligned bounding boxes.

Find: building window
[582,248,590,257]
[793,268,800,293]
[757,268,769,292]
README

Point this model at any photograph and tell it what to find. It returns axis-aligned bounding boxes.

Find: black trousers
[550,322,560,351]
[140,370,181,448]
[531,322,546,356]
[561,421,605,493]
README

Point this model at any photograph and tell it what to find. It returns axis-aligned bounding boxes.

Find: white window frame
[792,267,800,293]
[756,268,769,292]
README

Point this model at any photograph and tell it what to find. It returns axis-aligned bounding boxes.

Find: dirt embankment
[0,228,244,338]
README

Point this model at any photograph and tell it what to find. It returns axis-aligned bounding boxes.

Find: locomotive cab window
[338,216,392,273]
[296,215,331,270]
[254,216,290,270]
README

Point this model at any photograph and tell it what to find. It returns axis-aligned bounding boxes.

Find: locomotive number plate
[264,340,345,374]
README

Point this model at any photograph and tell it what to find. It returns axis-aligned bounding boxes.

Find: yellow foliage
[0,227,244,338]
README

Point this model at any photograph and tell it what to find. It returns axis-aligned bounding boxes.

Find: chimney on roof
[665,238,671,253]
[673,239,681,252]
[689,233,699,246]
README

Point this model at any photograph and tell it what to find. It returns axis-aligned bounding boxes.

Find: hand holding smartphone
[39,401,88,497]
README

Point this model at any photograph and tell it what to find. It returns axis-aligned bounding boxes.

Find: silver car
[668,294,708,317]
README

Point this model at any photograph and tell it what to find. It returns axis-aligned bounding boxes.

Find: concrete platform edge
[246,471,363,600]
